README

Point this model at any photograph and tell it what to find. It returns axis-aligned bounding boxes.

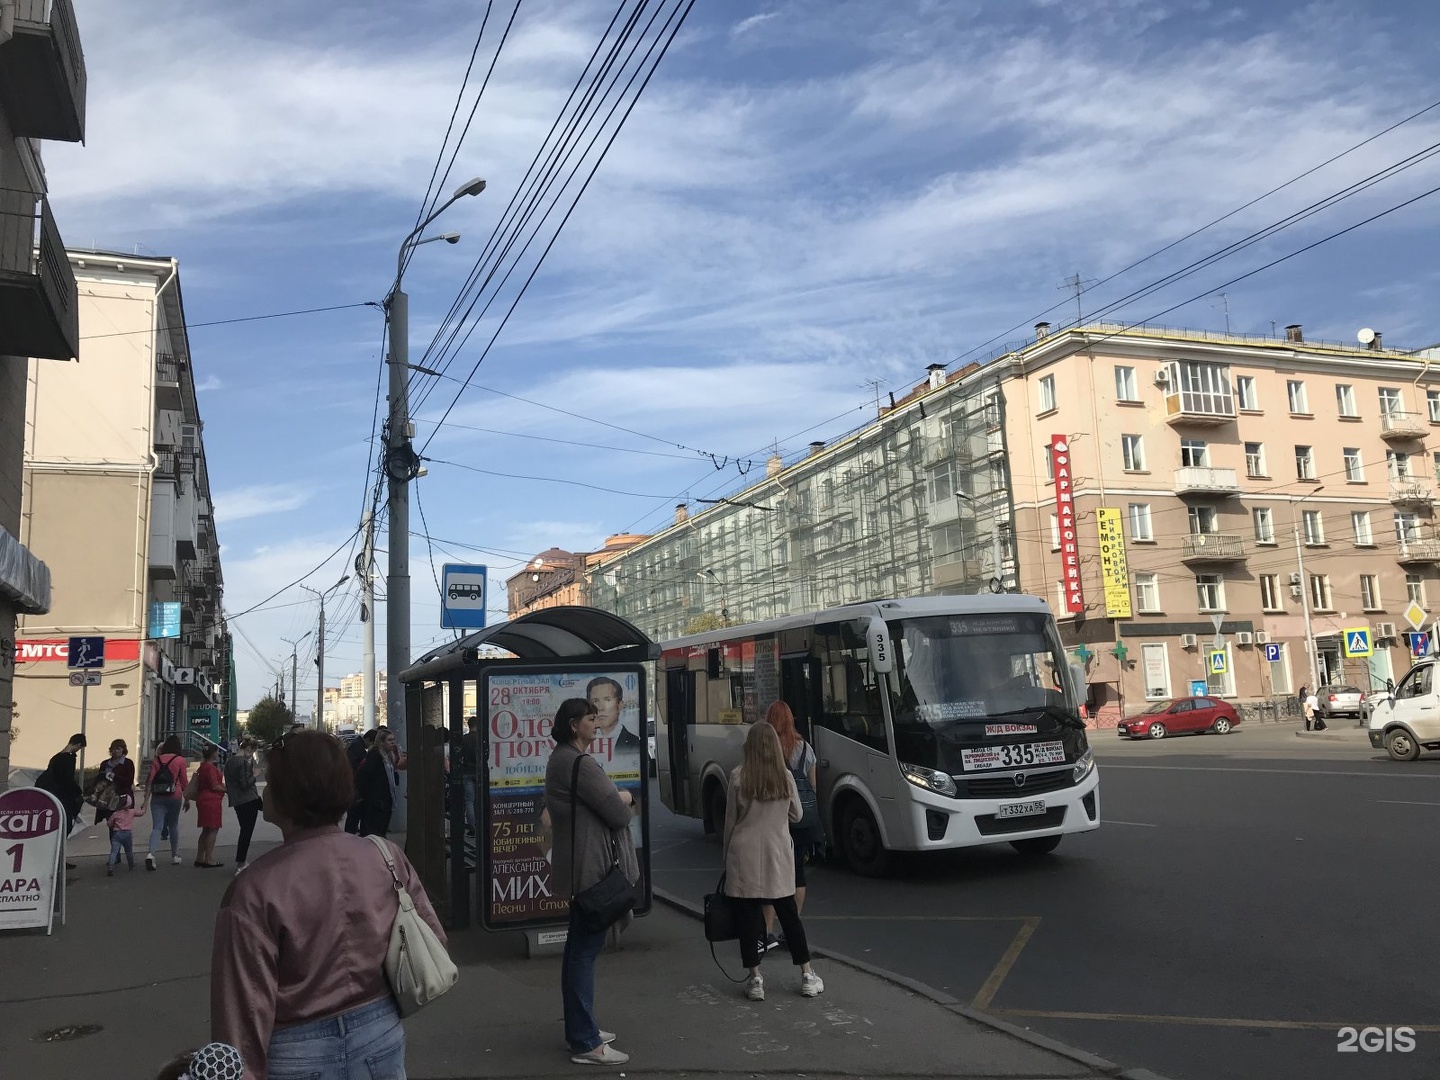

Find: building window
[1049,513,1060,550]
[1188,505,1218,535]
[1038,374,1056,413]
[1429,388,1440,423]
[1342,448,1364,482]
[1360,574,1381,610]
[1407,573,1426,606]
[1253,507,1275,543]
[1122,434,1146,472]
[1260,574,1281,611]
[1245,442,1266,478]
[1295,445,1315,480]
[1236,375,1258,411]
[1303,509,1325,545]
[1379,387,1402,416]
[1128,502,1153,541]
[1269,643,1292,695]
[1287,379,1309,414]
[1141,642,1171,700]
[1196,574,1225,611]
[1180,439,1209,468]
[1352,511,1374,546]
[1134,572,1160,612]
[1335,384,1357,417]
[1387,450,1411,480]
[1433,451,1440,482]
[1115,365,1138,401]
[1310,573,1333,611]
[1395,512,1421,544]
[927,460,960,502]
[1044,449,1054,482]
[1164,360,1235,417]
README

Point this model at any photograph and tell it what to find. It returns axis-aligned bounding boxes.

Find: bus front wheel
[1010,835,1062,856]
[705,781,727,839]
[838,799,890,877]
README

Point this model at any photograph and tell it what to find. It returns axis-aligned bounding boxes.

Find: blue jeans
[267,997,406,1080]
[561,908,609,1053]
[463,776,478,833]
[108,829,134,868]
[147,797,181,858]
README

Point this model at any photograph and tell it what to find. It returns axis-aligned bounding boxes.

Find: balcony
[1380,411,1428,441]
[1163,389,1236,426]
[1389,481,1434,507]
[155,353,183,413]
[931,558,982,589]
[1180,533,1247,563]
[1396,540,1440,565]
[0,191,78,360]
[0,0,87,142]
[1174,466,1241,496]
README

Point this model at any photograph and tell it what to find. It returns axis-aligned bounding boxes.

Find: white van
[1366,659,1440,761]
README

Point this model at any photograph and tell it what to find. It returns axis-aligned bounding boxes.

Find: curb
[652,886,1178,1080]
[1293,729,1369,742]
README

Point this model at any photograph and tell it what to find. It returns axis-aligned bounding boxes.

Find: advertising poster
[1095,507,1132,619]
[481,666,650,931]
[0,787,66,933]
[1050,435,1084,614]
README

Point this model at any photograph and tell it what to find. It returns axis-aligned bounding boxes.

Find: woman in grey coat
[545,698,638,1066]
[222,738,262,872]
[724,721,824,1002]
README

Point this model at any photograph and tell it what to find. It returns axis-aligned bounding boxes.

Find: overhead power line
[78,302,376,341]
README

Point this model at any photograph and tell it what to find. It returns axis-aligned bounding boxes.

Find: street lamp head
[438,232,461,244]
[453,176,487,199]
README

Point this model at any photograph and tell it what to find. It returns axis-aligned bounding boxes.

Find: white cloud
[195,375,223,392]
[732,12,779,38]
[213,484,311,524]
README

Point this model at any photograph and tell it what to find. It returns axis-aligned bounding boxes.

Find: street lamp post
[280,632,310,723]
[1292,485,1325,693]
[302,575,349,732]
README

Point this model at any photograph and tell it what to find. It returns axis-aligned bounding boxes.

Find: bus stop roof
[399,605,659,684]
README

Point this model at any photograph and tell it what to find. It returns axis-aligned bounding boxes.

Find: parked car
[1317,684,1363,719]
[1359,689,1389,723]
[1117,696,1242,739]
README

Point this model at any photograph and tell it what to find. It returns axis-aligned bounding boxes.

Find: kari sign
[479,667,651,932]
[15,638,141,664]
[0,787,66,934]
[1050,434,1084,614]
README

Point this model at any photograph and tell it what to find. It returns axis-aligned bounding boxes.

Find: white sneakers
[746,975,765,1001]
[571,1043,628,1066]
[171,855,183,865]
[144,854,156,871]
[801,971,825,997]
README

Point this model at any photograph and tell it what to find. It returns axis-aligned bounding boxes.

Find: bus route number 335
[961,741,1065,771]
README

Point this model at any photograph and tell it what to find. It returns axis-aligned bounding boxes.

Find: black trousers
[344,801,363,834]
[359,803,392,839]
[234,801,261,864]
[734,895,810,969]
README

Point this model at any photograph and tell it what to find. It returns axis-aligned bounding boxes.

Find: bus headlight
[901,763,957,797]
[1072,748,1095,782]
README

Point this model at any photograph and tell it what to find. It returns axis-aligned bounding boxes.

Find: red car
[1117,696,1241,739]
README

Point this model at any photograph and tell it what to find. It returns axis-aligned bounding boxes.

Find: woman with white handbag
[211,730,452,1079]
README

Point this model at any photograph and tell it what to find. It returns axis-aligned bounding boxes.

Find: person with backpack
[141,735,189,870]
[761,701,822,950]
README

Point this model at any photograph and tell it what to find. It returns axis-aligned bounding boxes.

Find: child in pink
[107,795,140,875]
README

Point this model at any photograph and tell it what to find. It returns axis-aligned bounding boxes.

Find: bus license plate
[960,740,1065,771]
[996,799,1046,819]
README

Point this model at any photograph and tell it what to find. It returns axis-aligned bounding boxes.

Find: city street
[649,721,1440,1080]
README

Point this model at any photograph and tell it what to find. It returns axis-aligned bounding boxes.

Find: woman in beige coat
[724,721,825,1002]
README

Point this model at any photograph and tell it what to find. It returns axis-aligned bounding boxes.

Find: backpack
[150,755,177,797]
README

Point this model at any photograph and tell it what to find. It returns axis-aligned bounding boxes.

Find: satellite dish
[1357,327,1376,345]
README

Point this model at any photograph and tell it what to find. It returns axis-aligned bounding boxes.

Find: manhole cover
[35,1024,104,1043]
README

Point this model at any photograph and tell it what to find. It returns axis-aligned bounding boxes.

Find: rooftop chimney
[675,503,688,524]
[808,440,825,457]
[1285,324,1303,343]
[1370,331,1383,351]
[1035,322,1051,339]
[766,454,783,478]
[926,363,946,390]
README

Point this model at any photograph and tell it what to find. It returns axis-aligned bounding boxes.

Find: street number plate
[996,799,1047,819]
[960,740,1065,771]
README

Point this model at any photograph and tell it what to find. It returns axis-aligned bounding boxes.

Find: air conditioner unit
[1376,622,1398,639]
[1154,368,1171,386]
[1288,572,1302,585]
[1179,633,1198,648]
[1254,631,1271,644]
[1236,631,1254,645]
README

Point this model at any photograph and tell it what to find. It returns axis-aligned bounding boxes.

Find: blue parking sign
[1262,642,1282,663]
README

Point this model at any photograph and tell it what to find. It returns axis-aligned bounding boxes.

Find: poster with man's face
[480,666,648,931]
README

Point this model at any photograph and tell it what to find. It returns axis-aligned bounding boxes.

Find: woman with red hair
[762,701,819,946]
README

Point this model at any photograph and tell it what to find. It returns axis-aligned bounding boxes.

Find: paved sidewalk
[1,827,1168,1080]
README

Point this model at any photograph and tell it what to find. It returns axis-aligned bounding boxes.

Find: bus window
[816,622,888,752]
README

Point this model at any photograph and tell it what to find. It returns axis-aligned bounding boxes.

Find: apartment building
[0,0,86,783]
[506,535,646,618]
[13,252,230,768]
[1008,321,1439,719]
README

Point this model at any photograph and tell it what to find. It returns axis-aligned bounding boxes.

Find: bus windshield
[888,612,1084,770]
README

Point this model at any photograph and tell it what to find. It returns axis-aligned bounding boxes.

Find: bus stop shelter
[398,605,658,929]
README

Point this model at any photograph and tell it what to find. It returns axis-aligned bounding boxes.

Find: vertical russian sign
[1050,435,1084,615]
[1095,507,1132,619]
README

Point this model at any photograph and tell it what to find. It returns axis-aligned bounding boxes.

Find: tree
[244,696,293,745]
[683,612,730,635]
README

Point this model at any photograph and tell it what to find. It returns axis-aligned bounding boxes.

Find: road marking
[996,1008,1440,1033]
[1376,799,1440,806]
[971,917,1041,1011]
[1103,764,1440,779]
[1101,819,1157,827]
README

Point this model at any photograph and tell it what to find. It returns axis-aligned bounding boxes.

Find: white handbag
[366,835,458,1016]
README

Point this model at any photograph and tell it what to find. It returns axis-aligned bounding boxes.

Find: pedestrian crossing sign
[1342,627,1372,658]
[1207,649,1227,675]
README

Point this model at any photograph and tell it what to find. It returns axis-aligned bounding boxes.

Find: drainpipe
[0,2,15,45]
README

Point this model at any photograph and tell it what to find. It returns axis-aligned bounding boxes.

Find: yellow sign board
[1342,627,1372,658]
[1095,508,1132,619]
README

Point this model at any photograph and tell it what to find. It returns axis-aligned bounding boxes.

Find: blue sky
[49,0,1440,709]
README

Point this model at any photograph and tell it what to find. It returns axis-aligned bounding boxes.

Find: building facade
[506,535,647,619]
[0,0,86,783]
[13,252,230,768]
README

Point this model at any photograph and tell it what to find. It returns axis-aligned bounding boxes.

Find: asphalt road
[647,721,1440,1080]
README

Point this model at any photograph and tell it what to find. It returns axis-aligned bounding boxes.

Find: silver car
[1318,685,1363,719]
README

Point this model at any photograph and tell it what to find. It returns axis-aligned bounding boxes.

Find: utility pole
[361,510,377,731]
[291,650,299,725]
[316,596,326,731]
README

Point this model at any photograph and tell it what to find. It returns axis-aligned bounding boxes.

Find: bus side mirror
[1070,663,1087,703]
[866,618,894,674]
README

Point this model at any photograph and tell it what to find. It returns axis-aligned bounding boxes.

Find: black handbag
[569,756,639,933]
[703,873,738,942]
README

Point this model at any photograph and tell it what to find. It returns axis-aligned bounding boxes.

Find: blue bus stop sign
[440,564,488,629]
